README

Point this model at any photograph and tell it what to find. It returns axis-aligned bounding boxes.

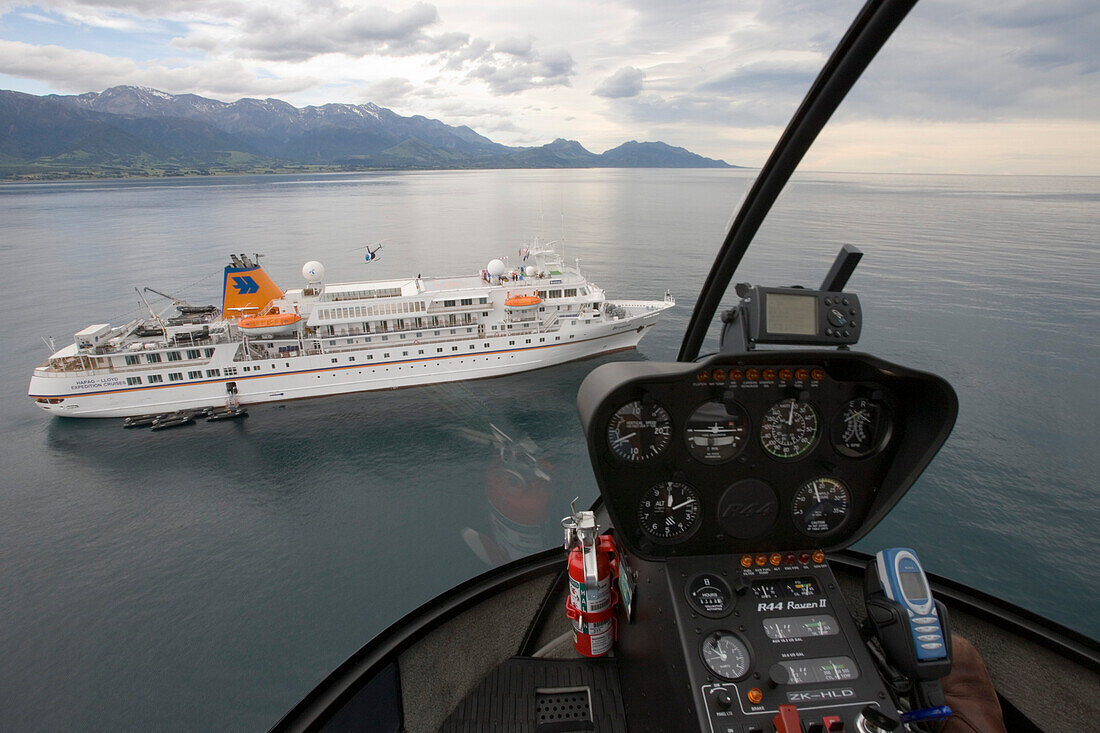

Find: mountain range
[0,86,735,179]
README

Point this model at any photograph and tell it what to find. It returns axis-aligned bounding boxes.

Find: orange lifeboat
[237,312,302,337]
[504,294,542,308]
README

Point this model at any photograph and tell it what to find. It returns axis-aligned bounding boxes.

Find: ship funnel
[222,258,284,318]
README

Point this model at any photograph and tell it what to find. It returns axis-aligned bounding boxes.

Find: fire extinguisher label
[571,616,614,656]
[569,575,612,614]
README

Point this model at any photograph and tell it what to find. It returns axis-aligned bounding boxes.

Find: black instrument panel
[577,352,957,559]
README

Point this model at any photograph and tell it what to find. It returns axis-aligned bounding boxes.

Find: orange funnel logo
[222,264,283,317]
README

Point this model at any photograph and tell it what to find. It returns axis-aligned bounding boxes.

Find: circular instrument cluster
[603,367,894,548]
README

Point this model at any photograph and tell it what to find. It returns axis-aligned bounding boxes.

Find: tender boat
[28,239,673,418]
[270,1,1099,731]
[237,313,303,338]
[149,413,195,431]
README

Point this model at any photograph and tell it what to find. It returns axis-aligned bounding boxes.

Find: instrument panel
[577,352,957,558]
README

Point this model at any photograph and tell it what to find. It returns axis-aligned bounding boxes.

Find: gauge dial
[684,401,749,464]
[686,574,734,617]
[760,398,819,460]
[606,400,672,462]
[701,631,751,681]
[791,477,851,536]
[637,481,702,542]
[763,614,839,640]
[832,397,891,458]
[779,656,858,684]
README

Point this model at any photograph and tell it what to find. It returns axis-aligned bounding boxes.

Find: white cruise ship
[28,240,673,418]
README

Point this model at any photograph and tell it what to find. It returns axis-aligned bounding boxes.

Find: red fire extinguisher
[562,500,619,657]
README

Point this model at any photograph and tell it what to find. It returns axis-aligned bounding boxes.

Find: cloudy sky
[0,0,1097,173]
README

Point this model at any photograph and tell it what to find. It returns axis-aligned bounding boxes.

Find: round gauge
[637,481,702,542]
[700,631,751,681]
[606,400,672,463]
[760,398,819,460]
[684,401,749,464]
[832,397,891,458]
[686,574,734,618]
[791,477,851,536]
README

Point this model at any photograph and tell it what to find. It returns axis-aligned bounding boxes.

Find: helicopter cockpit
[563,252,958,732]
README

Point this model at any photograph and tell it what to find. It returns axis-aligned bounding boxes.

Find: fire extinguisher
[562,500,619,657]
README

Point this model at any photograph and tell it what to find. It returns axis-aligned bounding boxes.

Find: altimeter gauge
[684,400,749,464]
[791,477,851,536]
[832,397,891,458]
[607,400,672,462]
[760,398,819,460]
[637,481,702,542]
[700,631,751,681]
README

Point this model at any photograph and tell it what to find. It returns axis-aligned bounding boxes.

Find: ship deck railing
[236,316,587,361]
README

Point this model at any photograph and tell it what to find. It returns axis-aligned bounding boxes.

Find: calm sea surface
[1,169,1097,730]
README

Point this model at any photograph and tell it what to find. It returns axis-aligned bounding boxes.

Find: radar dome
[524,265,536,277]
[487,259,506,277]
[302,261,325,283]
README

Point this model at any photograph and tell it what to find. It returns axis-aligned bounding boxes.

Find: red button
[795,369,810,381]
[745,368,760,380]
[762,368,777,381]
[712,368,727,382]
[779,369,794,381]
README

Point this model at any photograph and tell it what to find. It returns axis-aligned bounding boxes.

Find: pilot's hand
[941,635,1008,733]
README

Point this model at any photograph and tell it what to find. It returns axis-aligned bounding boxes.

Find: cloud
[217,2,444,62]
[443,36,489,70]
[358,76,414,106]
[0,39,316,97]
[593,66,645,98]
[468,48,574,95]
[493,36,533,59]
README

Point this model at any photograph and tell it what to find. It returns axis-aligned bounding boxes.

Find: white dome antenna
[302,261,325,284]
[487,259,506,277]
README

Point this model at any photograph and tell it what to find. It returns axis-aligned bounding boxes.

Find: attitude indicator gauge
[760,398,819,460]
[832,397,891,458]
[684,400,749,464]
[637,481,702,542]
[606,400,672,463]
[791,477,851,536]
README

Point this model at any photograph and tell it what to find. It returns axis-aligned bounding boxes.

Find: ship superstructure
[29,240,673,418]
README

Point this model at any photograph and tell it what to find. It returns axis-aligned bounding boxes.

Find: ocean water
[0,169,1097,730]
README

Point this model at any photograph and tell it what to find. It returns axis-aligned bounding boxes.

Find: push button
[914,616,936,624]
[915,625,938,633]
[918,634,942,642]
[921,642,944,650]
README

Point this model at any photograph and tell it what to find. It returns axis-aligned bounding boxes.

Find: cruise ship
[28,240,673,418]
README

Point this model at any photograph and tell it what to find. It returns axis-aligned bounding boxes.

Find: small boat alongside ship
[28,239,673,418]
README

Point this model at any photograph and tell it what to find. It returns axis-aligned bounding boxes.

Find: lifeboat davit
[237,313,302,337]
[504,295,542,308]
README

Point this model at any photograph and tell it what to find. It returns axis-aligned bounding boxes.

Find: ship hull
[29,310,663,418]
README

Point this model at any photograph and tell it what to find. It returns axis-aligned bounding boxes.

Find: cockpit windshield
[1,1,1097,730]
